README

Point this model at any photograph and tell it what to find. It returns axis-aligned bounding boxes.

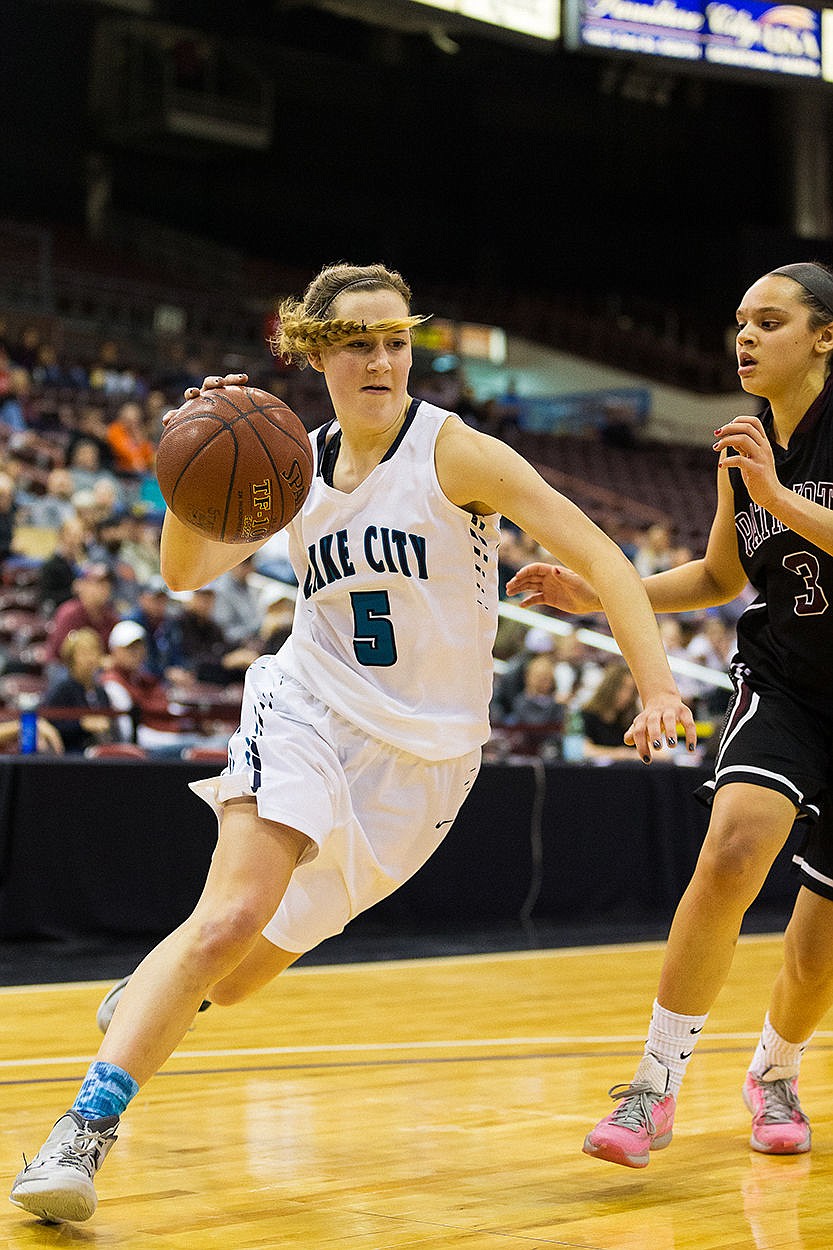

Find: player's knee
[192,903,272,967]
[698,822,772,891]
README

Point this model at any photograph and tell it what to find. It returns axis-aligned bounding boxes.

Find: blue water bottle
[18,694,38,754]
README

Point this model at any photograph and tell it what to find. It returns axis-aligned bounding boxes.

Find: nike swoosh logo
[680,1050,693,1060]
[435,820,454,829]
[690,1025,704,1034]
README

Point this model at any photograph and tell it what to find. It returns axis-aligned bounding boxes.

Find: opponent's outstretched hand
[505,562,600,615]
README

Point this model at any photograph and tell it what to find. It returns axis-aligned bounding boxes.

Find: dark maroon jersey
[730,374,833,706]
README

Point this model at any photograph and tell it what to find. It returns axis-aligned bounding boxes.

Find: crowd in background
[0,317,743,761]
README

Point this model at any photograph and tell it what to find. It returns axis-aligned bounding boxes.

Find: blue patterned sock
[72,1060,139,1120]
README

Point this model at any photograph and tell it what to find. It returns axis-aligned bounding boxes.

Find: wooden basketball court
[2,934,831,1248]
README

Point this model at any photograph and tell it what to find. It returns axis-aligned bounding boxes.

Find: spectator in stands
[38,513,89,614]
[258,593,294,654]
[0,366,30,433]
[0,715,63,755]
[490,623,558,723]
[41,627,113,754]
[631,521,676,578]
[89,477,127,524]
[685,611,735,720]
[178,585,253,685]
[117,512,163,589]
[578,661,641,763]
[209,557,264,649]
[106,401,155,480]
[100,620,218,756]
[66,404,115,473]
[89,340,141,398]
[143,388,173,444]
[503,653,564,758]
[99,620,180,754]
[150,340,204,398]
[31,342,70,391]
[11,324,43,371]
[0,470,18,565]
[507,653,562,725]
[69,489,101,543]
[127,576,190,685]
[658,616,700,707]
[25,467,76,529]
[44,563,120,675]
[552,631,605,710]
[506,259,833,1172]
[67,438,121,497]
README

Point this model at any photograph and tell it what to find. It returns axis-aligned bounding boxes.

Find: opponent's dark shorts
[695,667,833,902]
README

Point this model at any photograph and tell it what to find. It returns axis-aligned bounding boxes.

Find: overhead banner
[409,0,560,40]
[566,0,823,78]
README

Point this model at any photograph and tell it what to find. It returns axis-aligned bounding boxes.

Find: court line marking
[3,1030,833,1070]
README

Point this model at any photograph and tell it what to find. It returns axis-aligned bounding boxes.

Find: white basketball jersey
[273,399,500,760]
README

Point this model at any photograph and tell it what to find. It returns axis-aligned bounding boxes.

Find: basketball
[156,386,313,543]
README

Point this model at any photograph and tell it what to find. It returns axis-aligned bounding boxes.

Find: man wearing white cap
[101,621,187,753]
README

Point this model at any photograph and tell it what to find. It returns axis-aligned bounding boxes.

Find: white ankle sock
[644,999,708,1098]
[748,1013,810,1080]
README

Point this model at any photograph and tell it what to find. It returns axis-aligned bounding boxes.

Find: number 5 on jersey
[351,591,397,666]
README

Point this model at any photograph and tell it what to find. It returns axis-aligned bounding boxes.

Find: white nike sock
[643,999,708,1098]
[748,1013,810,1080]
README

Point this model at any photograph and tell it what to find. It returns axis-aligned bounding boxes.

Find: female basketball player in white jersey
[509,260,833,1168]
[11,261,696,1224]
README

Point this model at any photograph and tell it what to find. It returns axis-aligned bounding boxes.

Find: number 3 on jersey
[351,590,398,666]
[783,550,829,617]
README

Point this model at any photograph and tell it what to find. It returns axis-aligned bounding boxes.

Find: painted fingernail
[653,740,661,749]
[642,755,651,764]
[668,737,677,746]
[689,743,696,751]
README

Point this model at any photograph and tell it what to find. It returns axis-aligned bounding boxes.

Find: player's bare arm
[507,452,748,617]
[641,454,748,612]
[436,420,697,759]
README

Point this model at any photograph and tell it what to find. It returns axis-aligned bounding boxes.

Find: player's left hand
[714,416,782,512]
[163,373,251,429]
[182,372,249,402]
[624,692,698,764]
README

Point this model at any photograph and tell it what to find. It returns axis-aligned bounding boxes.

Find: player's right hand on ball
[183,371,249,401]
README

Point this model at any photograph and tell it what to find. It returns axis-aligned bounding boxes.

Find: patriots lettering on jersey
[735,481,833,558]
[735,502,786,558]
[302,525,428,597]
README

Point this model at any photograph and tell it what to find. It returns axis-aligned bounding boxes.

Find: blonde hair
[59,626,103,667]
[270,261,430,368]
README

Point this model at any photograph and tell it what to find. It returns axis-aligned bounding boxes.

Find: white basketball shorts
[190,659,481,953]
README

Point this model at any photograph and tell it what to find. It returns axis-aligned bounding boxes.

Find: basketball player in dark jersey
[508,260,833,1166]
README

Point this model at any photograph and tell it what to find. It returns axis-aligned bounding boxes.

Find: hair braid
[267,262,429,368]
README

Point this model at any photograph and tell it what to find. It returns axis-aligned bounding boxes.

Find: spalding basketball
[156,386,313,543]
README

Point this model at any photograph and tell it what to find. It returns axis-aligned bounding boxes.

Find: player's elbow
[159,555,200,593]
